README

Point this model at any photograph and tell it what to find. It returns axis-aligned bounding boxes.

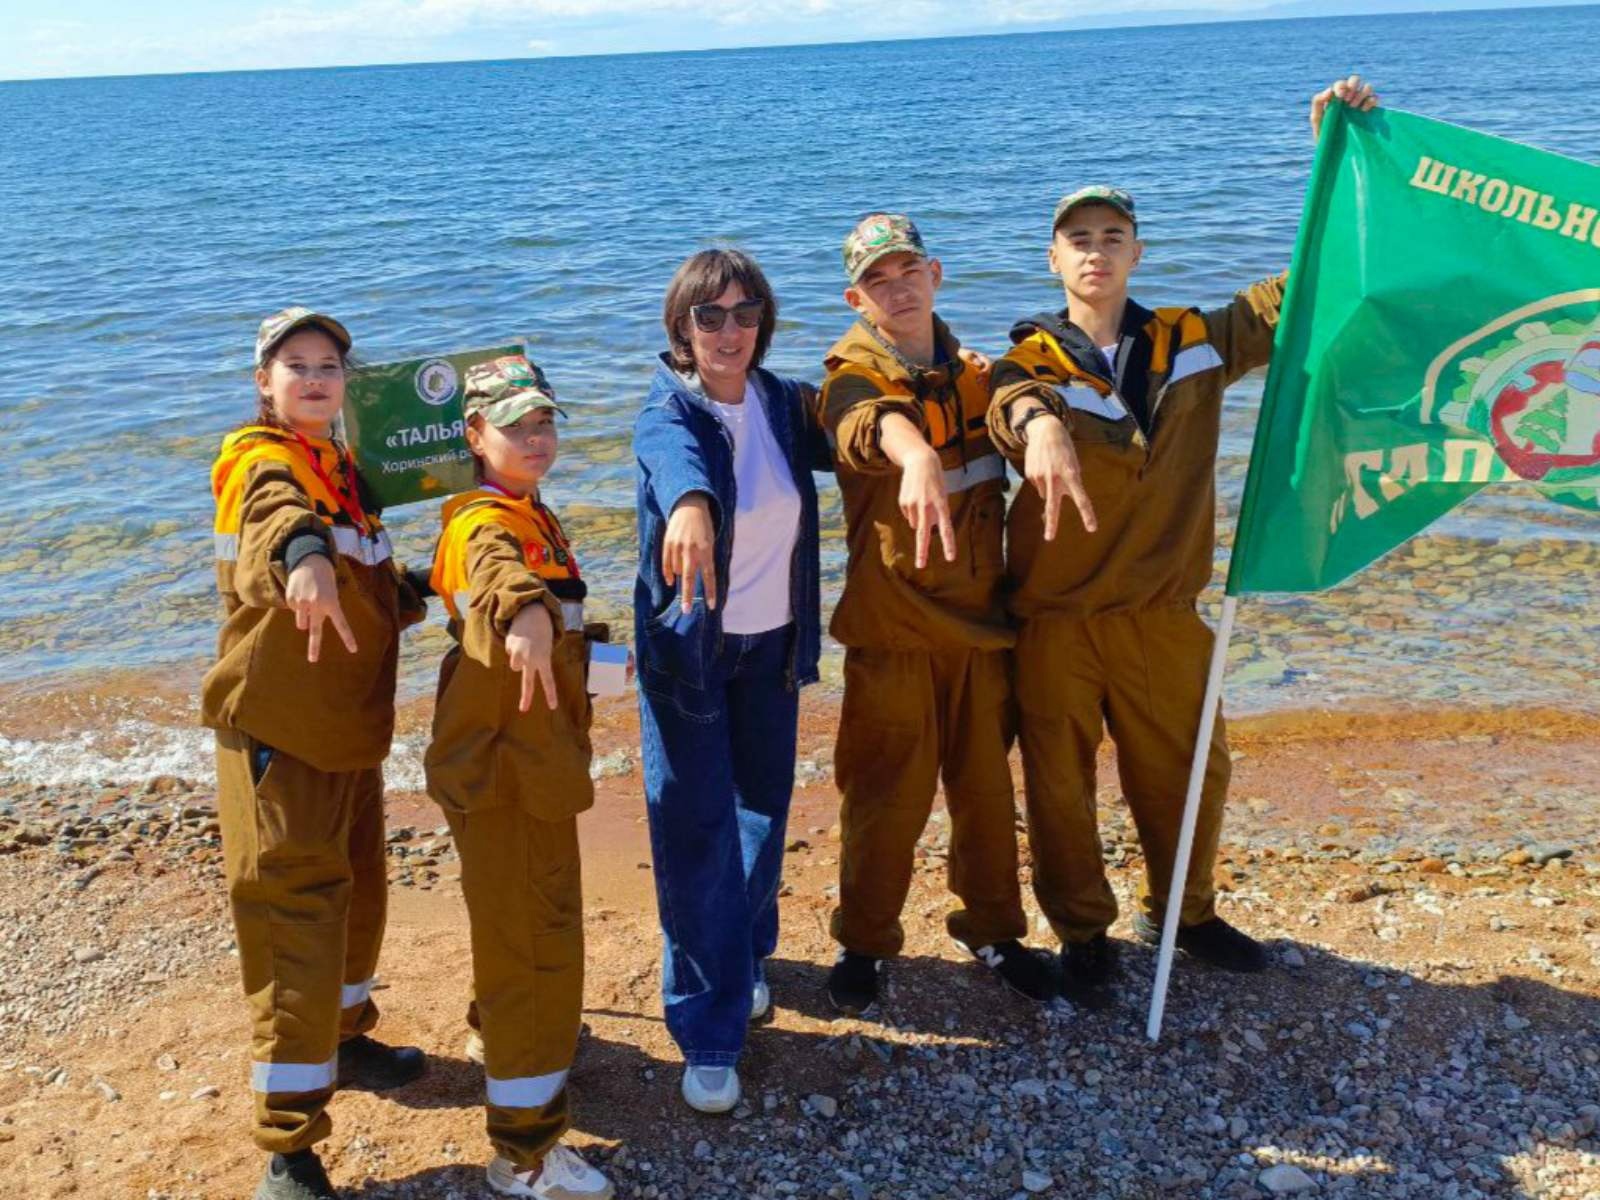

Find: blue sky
[1,0,1584,80]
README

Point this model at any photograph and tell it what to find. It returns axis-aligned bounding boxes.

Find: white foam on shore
[0,722,427,793]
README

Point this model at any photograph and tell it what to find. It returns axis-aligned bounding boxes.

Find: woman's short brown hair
[662,249,779,375]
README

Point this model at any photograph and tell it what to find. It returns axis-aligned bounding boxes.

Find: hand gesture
[900,446,956,569]
[1310,74,1379,141]
[661,493,718,614]
[506,602,557,713]
[285,554,357,664]
[1023,415,1098,540]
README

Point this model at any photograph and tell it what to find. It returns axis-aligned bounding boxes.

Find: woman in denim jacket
[633,249,826,1114]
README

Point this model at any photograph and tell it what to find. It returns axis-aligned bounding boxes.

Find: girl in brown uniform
[424,354,614,1200]
[204,307,427,1200]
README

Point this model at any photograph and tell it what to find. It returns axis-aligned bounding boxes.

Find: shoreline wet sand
[1,676,1598,1198]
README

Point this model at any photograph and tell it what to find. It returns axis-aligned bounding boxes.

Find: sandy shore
[1,678,1598,1199]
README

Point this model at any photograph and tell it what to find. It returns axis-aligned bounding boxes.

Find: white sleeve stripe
[1056,385,1128,422]
[1168,343,1224,385]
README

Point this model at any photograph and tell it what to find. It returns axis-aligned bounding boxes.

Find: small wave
[0,723,427,793]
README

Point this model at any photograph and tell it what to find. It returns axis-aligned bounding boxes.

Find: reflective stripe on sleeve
[215,527,391,565]
[1168,343,1224,386]
[1054,384,1128,422]
[485,1068,570,1109]
[250,1057,336,1094]
[330,525,393,566]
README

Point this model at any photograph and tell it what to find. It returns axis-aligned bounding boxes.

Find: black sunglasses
[690,298,765,333]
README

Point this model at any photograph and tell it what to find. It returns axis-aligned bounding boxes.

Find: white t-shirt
[710,382,802,635]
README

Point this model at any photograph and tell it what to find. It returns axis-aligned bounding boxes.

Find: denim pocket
[640,600,710,694]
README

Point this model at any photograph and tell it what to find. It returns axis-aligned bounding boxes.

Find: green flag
[1228,106,1600,596]
[342,343,523,509]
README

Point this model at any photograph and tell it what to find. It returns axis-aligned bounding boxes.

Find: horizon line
[2,0,1594,85]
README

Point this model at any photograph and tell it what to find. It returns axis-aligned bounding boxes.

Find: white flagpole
[1145,593,1239,1042]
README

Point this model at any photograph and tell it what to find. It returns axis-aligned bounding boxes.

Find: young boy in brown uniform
[425,355,613,1200]
[819,213,1054,1014]
[986,78,1378,1005]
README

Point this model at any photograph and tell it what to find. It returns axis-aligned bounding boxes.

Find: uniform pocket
[834,649,930,801]
[252,749,348,870]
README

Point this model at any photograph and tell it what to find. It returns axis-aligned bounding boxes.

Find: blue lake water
[0,6,1596,712]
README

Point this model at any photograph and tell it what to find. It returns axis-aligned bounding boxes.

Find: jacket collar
[649,352,780,417]
[824,314,965,391]
[1009,298,1157,385]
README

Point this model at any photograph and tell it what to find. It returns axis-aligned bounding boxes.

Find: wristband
[1010,405,1060,446]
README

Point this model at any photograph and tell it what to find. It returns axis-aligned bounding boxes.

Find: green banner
[343,344,523,509]
[1228,106,1600,596]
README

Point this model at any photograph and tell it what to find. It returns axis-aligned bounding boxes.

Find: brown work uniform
[425,487,596,1172]
[203,424,421,1155]
[987,277,1285,944]
[820,317,1025,959]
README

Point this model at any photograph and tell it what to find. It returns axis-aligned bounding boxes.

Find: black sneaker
[336,1034,426,1091]
[827,951,883,1016]
[254,1149,339,1200]
[1134,914,1268,973]
[968,939,1058,1003]
[1059,933,1119,1009]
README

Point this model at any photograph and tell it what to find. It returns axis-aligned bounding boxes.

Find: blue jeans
[638,624,798,1067]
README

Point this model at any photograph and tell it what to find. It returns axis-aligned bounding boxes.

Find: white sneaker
[465,1030,485,1065]
[681,1064,740,1113]
[487,1146,614,1199]
[750,979,771,1022]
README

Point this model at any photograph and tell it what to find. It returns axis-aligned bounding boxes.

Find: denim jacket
[633,353,826,698]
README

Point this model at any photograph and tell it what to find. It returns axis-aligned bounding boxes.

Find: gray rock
[1021,1170,1053,1193]
[808,1093,837,1118]
[1259,1164,1318,1193]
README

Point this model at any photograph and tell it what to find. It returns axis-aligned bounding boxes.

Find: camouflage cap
[842,212,929,284]
[1051,185,1138,233]
[462,354,567,426]
[255,307,352,367]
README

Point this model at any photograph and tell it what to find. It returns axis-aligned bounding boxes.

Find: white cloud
[0,0,1377,78]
